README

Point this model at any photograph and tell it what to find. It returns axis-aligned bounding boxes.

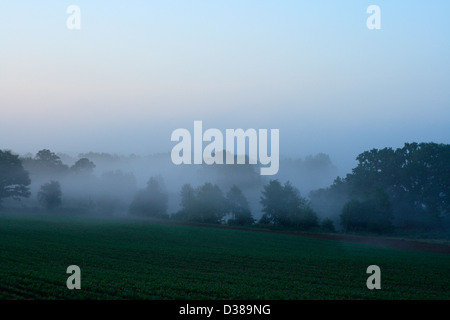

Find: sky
[1,1,449,175]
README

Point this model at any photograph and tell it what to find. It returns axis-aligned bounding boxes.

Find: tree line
[1,142,449,234]
[128,177,323,229]
[310,142,450,232]
[0,149,323,230]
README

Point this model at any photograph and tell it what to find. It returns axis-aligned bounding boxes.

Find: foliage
[309,177,349,222]
[320,218,336,233]
[37,181,62,211]
[71,158,96,175]
[226,185,254,225]
[177,183,227,223]
[340,188,393,233]
[0,150,31,204]
[260,180,318,229]
[311,143,450,232]
[22,149,69,179]
[129,177,169,219]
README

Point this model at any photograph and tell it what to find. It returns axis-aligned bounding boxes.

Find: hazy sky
[1,1,449,174]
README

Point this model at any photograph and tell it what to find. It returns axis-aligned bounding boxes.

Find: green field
[0,213,448,299]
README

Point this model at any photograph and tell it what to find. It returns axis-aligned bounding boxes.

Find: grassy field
[0,213,448,299]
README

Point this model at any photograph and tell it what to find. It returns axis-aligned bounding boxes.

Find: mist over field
[3,150,337,221]
[1,141,448,237]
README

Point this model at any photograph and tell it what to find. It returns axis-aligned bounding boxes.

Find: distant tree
[173,184,196,221]
[260,180,318,229]
[78,152,121,166]
[35,149,64,166]
[395,143,449,228]
[178,184,195,218]
[320,218,336,233]
[347,143,448,230]
[226,185,254,225]
[71,158,96,174]
[194,183,227,223]
[38,181,62,211]
[340,199,366,232]
[129,177,169,219]
[365,187,394,232]
[260,180,285,224]
[340,187,393,233]
[258,214,272,225]
[0,150,31,205]
[282,182,308,225]
[290,206,319,230]
[309,177,349,223]
[23,149,69,178]
[175,183,227,223]
[311,142,450,232]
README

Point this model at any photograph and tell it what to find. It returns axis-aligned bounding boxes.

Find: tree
[311,142,450,232]
[282,181,307,225]
[309,177,349,223]
[35,149,64,166]
[260,180,318,229]
[194,183,227,223]
[340,187,393,233]
[176,183,227,223]
[177,183,196,220]
[396,143,449,228]
[0,150,31,205]
[258,214,272,225]
[289,206,318,230]
[260,180,285,224]
[320,218,336,233]
[38,181,62,211]
[129,177,169,219]
[71,158,96,174]
[347,143,449,230]
[340,199,368,232]
[172,184,196,221]
[23,149,69,178]
[226,185,254,225]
